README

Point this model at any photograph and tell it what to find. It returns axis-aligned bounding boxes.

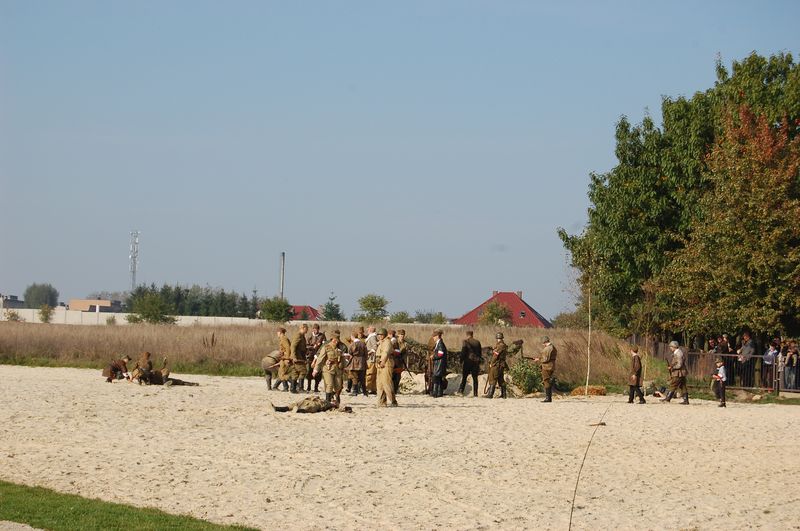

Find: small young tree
[389,311,412,323]
[479,302,512,326]
[261,296,293,322]
[321,292,345,321]
[354,294,389,322]
[128,293,177,324]
[38,304,54,323]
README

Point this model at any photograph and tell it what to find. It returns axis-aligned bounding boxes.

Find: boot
[306,378,311,392]
[485,385,495,398]
[660,391,674,402]
[272,379,281,390]
[680,393,689,405]
[542,387,552,403]
[265,374,272,389]
[628,387,635,404]
[324,393,332,405]
[298,378,305,393]
[636,387,646,404]
[314,380,319,393]
[500,386,507,399]
[432,382,440,398]
[290,380,298,394]
[718,401,726,408]
[346,380,353,393]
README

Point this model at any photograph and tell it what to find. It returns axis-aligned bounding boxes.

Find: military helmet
[541,335,550,343]
[377,328,388,336]
[495,332,504,339]
[669,340,679,348]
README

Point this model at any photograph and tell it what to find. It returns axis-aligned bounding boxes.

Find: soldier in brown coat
[289,324,309,393]
[376,328,397,407]
[486,333,507,399]
[306,324,326,392]
[347,329,369,396]
[459,331,482,396]
[627,346,645,404]
[102,355,132,382]
[534,336,557,402]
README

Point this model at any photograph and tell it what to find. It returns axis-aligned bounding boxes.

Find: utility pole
[279,252,286,299]
[129,231,140,292]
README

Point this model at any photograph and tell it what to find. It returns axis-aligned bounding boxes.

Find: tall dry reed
[0,322,631,385]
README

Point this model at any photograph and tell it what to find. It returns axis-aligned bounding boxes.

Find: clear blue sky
[1,1,797,319]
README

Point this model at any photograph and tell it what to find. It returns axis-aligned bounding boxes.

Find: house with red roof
[453,291,551,328]
[291,305,321,321]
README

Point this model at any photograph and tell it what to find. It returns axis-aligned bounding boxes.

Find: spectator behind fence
[763,340,778,388]
[737,332,756,387]
[784,341,798,390]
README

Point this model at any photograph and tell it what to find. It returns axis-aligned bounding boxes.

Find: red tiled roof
[453,291,551,328]
[291,305,321,321]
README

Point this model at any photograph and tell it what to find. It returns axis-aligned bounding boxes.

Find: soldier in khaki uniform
[661,340,689,404]
[289,324,309,393]
[274,328,292,391]
[376,328,397,407]
[392,329,408,393]
[533,335,557,403]
[486,333,507,399]
[313,331,348,406]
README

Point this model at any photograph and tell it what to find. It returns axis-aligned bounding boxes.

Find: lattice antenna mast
[129,230,140,291]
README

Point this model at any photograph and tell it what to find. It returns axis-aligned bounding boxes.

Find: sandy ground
[1,365,799,531]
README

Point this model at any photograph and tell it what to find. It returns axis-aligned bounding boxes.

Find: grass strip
[0,480,257,531]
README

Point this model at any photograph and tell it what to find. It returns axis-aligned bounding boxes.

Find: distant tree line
[126,284,261,318]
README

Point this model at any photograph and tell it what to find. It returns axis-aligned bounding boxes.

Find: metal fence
[626,335,789,392]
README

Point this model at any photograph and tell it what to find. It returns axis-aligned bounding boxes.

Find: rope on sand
[568,401,613,531]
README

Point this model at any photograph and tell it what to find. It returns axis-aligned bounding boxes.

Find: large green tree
[24,283,59,308]
[560,52,799,336]
[655,106,800,335]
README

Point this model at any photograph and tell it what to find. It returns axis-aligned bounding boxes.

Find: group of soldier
[263,323,558,408]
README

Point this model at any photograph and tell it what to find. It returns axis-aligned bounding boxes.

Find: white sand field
[1,365,798,530]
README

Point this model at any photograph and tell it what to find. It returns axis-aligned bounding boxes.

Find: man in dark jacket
[430,329,448,398]
[459,331,482,397]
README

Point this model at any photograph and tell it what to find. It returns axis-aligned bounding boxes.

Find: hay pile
[570,385,607,396]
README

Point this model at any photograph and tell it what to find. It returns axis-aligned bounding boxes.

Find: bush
[4,310,24,322]
[106,316,117,325]
[38,304,54,324]
[509,359,542,394]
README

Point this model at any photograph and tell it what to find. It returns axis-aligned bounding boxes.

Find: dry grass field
[0,322,634,386]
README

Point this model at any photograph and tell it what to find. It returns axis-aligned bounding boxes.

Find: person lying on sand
[268,396,352,414]
[129,355,199,386]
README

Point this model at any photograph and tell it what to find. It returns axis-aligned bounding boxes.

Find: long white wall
[0,306,465,329]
